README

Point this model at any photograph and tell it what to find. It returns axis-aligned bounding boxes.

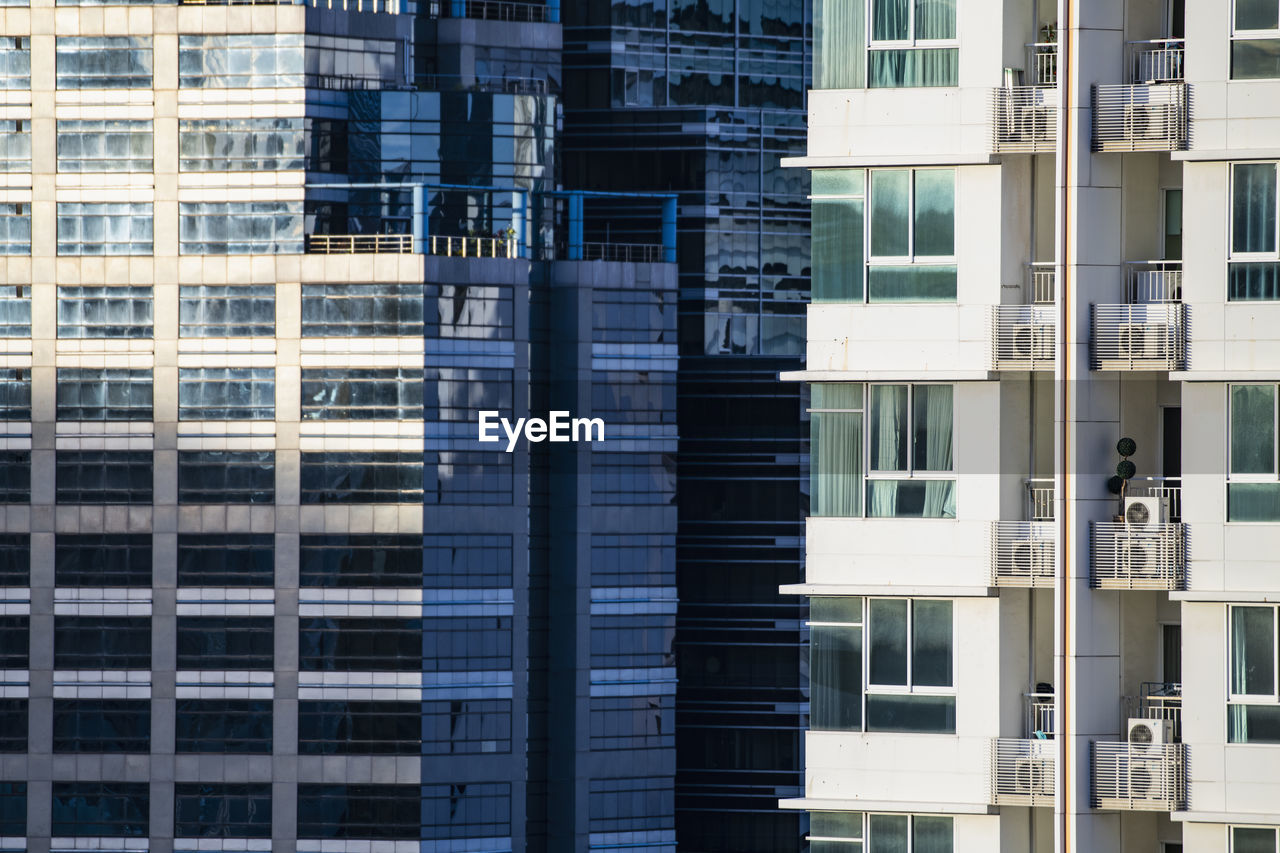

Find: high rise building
[793,0,1280,849]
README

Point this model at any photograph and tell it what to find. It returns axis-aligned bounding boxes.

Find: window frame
[1233,0,1280,39]
[1226,383,1280,522]
[865,0,960,89]
[807,810,955,851]
[1231,824,1280,852]
[1230,162,1280,263]
[1228,604,1280,704]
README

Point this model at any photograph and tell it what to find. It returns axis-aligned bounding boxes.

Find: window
[54,616,150,670]
[0,38,30,89]
[0,451,29,502]
[0,616,28,668]
[0,782,23,835]
[299,617,424,671]
[298,700,422,755]
[301,283,424,337]
[178,368,275,420]
[424,699,512,755]
[179,285,275,337]
[56,37,152,88]
[0,535,30,586]
[177,534,274,587]
[56,368,153,421]
[427,451,513,505]
[299,534,422,587]
[809,597,955,734]
[57,202,153,255]
[51,782,149,836]
[1231,163,1280,299]
[179,35,304,88]
[424,616,513,672]
[589,696,672,751]
[810,383,955,518]
[424,534,513,588]
[299,452,424,504]
[55,534,152,587]
[175,699,272,753]
[1229,384,1280,520]
[177,616,274,670]
[1233,0,1280,78]
[588,777,671,834]
[179,201,304,254]
[426,283,515,340]
[0,368,31,420]
[422,783,511,842]
[57,120,153,172]
[0,286,30,337]
[0,121,30,172]
[817,0,957,89]
[591,614,674,668]
[52,699,150,752]
[179,118,305,171]
[177,450,275,504]
[1233,826,1280,852]
[811,170,866,302]
[1229,605,1280,743]
[174,784,272,838]
[55,450,153,503]
[57,286,153,338]
[426,367,512,421]
[808,812,954,853]
[301,368,423,420]
[0,701,26,753]
[296,784,421,839]
[0,205,30,255]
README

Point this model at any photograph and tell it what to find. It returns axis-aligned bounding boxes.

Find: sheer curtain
[812,384,864,517]
[918,386,955,518]
[914,0,956,39]
[811,625,863,731]
[816,0,865,88]
[869,385,905,516]
[1233,163,1277,255]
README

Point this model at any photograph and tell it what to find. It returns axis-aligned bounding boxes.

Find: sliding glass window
[809,811,954,852]
[1229,605,1280,743]
[1228,384,1280,521]
[1233,0,1280,78]
[813,0,957,89]
[1229,163,1280,299]
[811,170,866,302]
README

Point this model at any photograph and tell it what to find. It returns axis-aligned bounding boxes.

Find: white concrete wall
[1186,0,1280,149]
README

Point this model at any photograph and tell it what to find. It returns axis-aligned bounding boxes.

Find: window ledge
[782,369,995,382]
[1173,811,1280,826]
[780,796,997,815]
[781,583,996,598]
[1171,590,1280,602]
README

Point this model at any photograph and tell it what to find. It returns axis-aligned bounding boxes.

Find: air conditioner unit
[1010,537,1053,580]
[1128,717,1174,750]
[1014,756,1053,795]
[1125,104,1169,140]
[1125,495,1169,527]
[1118,535,1163,580]
[1126,754,1173,805]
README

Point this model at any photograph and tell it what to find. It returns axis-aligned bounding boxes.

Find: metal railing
[1031,262,1057,304]
[1027,478,1055,521]
[1127,260,1183,303]
[1127,476,1182,522]
[1091,302,1187,370]
[1027,692,1055,737]
[1092,741,1186,811]
[1091,521,1186,590]
[413,73,548,95]
[429,234,518,258]
[1027,43,1059,86]
[992,521,1056,587]
[306,233,413,254]
[992,304,1056,370]
[1092,83,1188,152]
[1128,38,1185,83]
[1123,682,1183,742]
[992,86,1058,153]
[443,0,554,22]
[992,738,1056,807]
[577,242,666,263]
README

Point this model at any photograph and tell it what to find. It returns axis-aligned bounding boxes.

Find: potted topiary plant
[1106,437,1137,521]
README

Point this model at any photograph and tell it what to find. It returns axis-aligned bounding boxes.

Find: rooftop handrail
[305,233,413,254]
[429,234,518,258]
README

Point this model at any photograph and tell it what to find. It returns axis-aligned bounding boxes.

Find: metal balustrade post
[661,196,676,263]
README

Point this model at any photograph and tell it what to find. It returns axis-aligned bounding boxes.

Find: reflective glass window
[179,201,304,254]
[57,286,153,338]
[0,616,28,668]
[55,450,153,503]
[177,450,275,504]
[0,205,30,255]
[0,38,30,88]
[0,120,30,172]
[177,534,274,587]
[299,452,424,503]
[0,368,31,420]
[57,203,154,255]
[299,617,424,671]
[178,35,304,88]
[178,367,275,420]
[177,616,274,670]
[54,616,150,670]
[0,535,30,586]
[298,701,423,755]
[179,118,305,172]
[175,699,272,753]
[57,120,152,172]
[174,784,272,838]
[301,283,424,337]
[301,368,423,420]
[179,285,275,337]
[51,783,149,836]
[52,699,150,752]
[296,784,420,839]
[299,534,422,587]
[56,368,153,421]
[56,37,153,89]
[0,451,29,502]
[55,534,152,586]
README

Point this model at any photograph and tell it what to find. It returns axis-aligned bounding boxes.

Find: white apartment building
[785,0,1280,850]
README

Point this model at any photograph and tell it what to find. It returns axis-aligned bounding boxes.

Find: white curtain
[817,0,865,88]
[870,385,905,516]
[920,386,955,518]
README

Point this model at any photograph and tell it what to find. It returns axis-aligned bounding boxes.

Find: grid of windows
[177,616,274,669]
[54,616,150,670]
[590,696,673,751]
[178,368,275,420]
[425,367,512,421]
[808,811,954,852]
[0,368,31,420]
[421,783,511,841]
[56,368,153,421]
[177,534,274,587]
[300,452,423,503]
[179,285,275,337]
[55,450,153,504]
[175,699,272,754]
[0,38,29,88]
[1233,0,1280,78]
[179,35,305,88]
[0,451,29,502]
[57,286,153,338]
[179,117,305,171]
[179,201,304,254]
[301,283,424,336]
[178,450,275,504]
[299,534,422,587]
[52,699,150,753]
[299,617,424,671]
[56,37,153,88]
[0,782,23,835]
[174,784,272,838]
[0,204,30,255]
[0,121,30,172]
[0,616,28,668]
[426,283,515,340]
[296,784,420,839]
[588,776,673,834]
[0,286,30,337]
[591,614,674,669]
[590,451,675,505]
[0,535,30,586]
[298,700,421,755]
[423,616,513,671]
[424,534,513,588]
[57,119,153,172]
[301,368,423,420]
[590,534,674,588]
[0,701,26,753]
[51,782,149,837]
[424,699,512,755]
[57,202,154,255]
[426,450,512,505]
[55,534,152,587]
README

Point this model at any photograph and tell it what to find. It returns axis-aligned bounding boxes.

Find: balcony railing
[1091,521,1186,590]
[992,304,1056,370]
[1127,260,1182,303]
[1128,39,1185,84]
[306,233,413,254]
[1030,262,1056,304]
[1027,692,1055,737]
[992,521,1056,588]
[1027,43,1058,87]
[1092,82,1188,152]
[1092,741,1186,811]
[441,0,556,22]
[1027,477,1055,521]
[992,86,1058,153]
[991,738,1056,807]
[579,242,666,263]
[1123,682,1182,742]
[1091,302,1187,370]
[1127,476,1182,522]
[428,235,518,258]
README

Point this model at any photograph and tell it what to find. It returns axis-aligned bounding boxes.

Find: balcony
[992,264,1056,370]
[428,235,518,258]
[1092,263,1186,370]
[1123,682,1182,743]
[1027,691,1055,737]
[991,480,1056,588]
[1093,40,1187,152]
[991,737,1056,807]
[991,46,1058,154]
[1091,519,1186,590]
[305,234,413,254]
[1092,741,1186,811]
